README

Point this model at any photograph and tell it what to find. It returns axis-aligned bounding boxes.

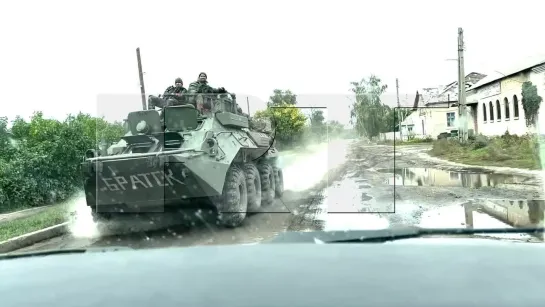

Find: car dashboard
[1,239,544,307]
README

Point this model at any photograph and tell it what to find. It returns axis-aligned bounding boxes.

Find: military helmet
[175,77,183,84]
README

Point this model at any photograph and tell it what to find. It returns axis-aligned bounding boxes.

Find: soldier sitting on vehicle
[187,72,227,94]
[148,78,190,110]
[163,77,188,106]
[187,72,228,109]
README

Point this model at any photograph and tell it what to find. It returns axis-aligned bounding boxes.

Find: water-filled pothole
[377,168,531,188]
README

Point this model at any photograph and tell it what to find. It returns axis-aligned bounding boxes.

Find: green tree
[0,117,14,160]
[326,120,345,136]
[0,112,125,213]
[383,108,412,132]
[254,102,307,146]
[521,81,543,127]
[309,109,326,136]
[349,75,389,138]
[268,89,297,106]
[310,109,325,125]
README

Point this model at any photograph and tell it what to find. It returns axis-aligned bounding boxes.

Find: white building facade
[399,72,484,140]
[469,62,545,136]
[470,74,527,136]
[400,59,545,139]
[400,102,477,140]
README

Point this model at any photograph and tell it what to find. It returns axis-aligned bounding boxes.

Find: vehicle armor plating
[81,93,284,228]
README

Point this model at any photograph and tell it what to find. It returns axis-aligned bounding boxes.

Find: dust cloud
[66,191,100,239]
[281,139,351,191]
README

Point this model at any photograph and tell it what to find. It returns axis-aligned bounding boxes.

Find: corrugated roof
[380,73,486,108]
[532,64,545,74]
[417,72,486,105]
[470,53,545,90]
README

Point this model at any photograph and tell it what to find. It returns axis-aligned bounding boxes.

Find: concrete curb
[0,222,69,253]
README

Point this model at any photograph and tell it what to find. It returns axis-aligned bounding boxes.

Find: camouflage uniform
[187,81,223,94]
[148,78,188,109]
[164,85,187,96]
[187,72,226,94]
[163,78,188,105]
[187,72,227,109]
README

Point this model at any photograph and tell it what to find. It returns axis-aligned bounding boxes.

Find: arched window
[489,101,494,121]
[513,95,520,118]
[483,103,487,121]
[504,97,510,119]
[496,100,501,120]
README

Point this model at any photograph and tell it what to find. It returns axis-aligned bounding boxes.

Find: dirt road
[15,140,544,252]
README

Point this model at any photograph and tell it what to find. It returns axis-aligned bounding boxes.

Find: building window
[447,112,455,127]
[513,95,520,118]
[489,101,494,121]
[483,103,487,121]
[504,97,510,119]
[496,100,501,120]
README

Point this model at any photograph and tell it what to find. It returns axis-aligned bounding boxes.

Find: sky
[1,0,544,127]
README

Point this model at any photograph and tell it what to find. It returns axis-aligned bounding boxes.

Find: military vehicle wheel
[273,166,284,198]
[243,163,262,212]
[215,165,248,228]
[257,162,275,207]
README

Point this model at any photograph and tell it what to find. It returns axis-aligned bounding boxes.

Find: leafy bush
[253,102,308,149]
[471,135,489,150]
[0,112,125,213]
[430,139,460,156]
[430,132,541,169]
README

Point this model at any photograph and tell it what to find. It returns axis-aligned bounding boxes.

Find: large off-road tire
[215,165,248,228]
[273,165,284,198]
[257,162,275,207]
[244,163,262,213]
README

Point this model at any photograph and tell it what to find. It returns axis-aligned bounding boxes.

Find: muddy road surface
[15,140,544,252]
[308,143,543,233]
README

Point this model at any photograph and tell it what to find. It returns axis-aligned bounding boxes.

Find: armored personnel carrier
[81,92,284,228]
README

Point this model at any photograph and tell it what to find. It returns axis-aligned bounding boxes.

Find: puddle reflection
[463,199,545,241]
[379,168,530,188]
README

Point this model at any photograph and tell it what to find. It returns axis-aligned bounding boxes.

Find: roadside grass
[429,132,542,170]
[378,137,434,146]
[0,204,68,242]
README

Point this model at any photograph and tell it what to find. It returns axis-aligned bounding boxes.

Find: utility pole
[136,47,147,110]
[246,96,250,115]
[396,78,400,107]
[457,28,468,142]
[396,78,403,141]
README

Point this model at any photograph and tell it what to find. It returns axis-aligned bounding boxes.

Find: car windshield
[1,1,545,254]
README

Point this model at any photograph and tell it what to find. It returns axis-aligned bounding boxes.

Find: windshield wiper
[0,246,132,260]
[268,227,545,244]
[324,226,545,243]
